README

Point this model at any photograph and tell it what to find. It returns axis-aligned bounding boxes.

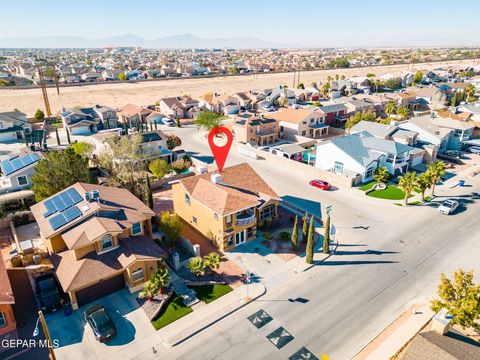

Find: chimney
[432,309,453,335]
[211,173,222,184]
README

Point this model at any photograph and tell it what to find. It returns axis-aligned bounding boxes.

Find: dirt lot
[0,59,477,116]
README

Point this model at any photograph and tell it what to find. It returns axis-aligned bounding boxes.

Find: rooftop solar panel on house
[66,188,83,203]
[52,196,67,212]
[0,152,41,176]
[48,213,67,230]
[1,162,15,176]
[63,206,81,222]
[43,199,57,217]
[59,192,74,208]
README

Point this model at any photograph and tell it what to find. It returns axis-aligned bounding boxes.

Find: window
[131,268,144,282]
[185,194,190,206]
[17,176,28,186]
[386,153,395,163]
[301,131,306,136]
[261,205,274,220]
[101,234,113,251]
[365,167,374,179]
[302,121,307,124]
[225,214,232,224]
[310,118,314,123]
[192,216,198,225]
[131,222,142,235]
[247,227,254,238]
[334,162,344,174]
[227,236,234,246]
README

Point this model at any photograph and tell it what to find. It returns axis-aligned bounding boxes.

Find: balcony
[236,209,256,226]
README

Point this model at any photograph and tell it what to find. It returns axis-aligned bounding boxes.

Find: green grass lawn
[367,185,406,200]
[359,181,377,191]
[424,196,432,201]
[409,200,422,205]
[151,293,193,330]
[189,284,233,304]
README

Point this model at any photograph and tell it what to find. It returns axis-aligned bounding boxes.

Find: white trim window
[225,214,232,225]
[131,268,144,282]
[261,205,275,220]
[17,175,28,186]
[0,312,6,328]
[101,234,113,251]
[131,222,142,235]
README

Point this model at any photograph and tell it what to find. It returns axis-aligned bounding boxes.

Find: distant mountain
[0,34,296,49]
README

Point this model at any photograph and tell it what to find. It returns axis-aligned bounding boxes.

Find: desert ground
[0,58,478,116]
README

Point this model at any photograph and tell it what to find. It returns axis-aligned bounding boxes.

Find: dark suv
[34,272,62,312]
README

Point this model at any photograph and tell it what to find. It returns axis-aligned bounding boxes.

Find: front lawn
[367,185,406,200]
[359,181,377,191]
[151,293,193,330]
[189,284,233,304]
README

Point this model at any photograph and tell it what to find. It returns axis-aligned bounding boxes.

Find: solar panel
[1,162,15,176]
[52,196,67,212]
[48,213,67,230]
[43,199,57,217]
[11,158,23,170]
[59,192,74,208]
[66,188,83,204]
[63,206,81,222]
[0,153,41,176]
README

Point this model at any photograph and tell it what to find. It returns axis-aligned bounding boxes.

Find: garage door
[76,274,125,307]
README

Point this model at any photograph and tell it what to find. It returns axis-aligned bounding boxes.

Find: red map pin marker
[208,126,233,172]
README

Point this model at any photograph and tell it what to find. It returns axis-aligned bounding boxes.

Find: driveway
[46,289,155,360]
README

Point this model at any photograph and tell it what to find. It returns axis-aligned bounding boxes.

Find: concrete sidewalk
[104,283,265,360]
[353,302,434,360]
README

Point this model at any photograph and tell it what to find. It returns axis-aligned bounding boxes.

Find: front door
[235,231,246,246]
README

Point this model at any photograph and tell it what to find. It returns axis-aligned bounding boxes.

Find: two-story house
[315,131,415,183]
[232,114,279,146]
[31,183,165,310]
[93,105,118,129]
[0,111,32,143]
[157,96,200,119]
[315,103,348,127]
[0,151,42,193]
[172,163,281,251]
[0,250,16,342]
[60,108,99,135]
[117,104,152,128]
[264,108,329,140]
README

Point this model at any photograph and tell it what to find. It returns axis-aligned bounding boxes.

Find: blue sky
[1,0,479,46]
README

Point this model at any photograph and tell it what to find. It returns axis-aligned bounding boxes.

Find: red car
[309,179,331,190]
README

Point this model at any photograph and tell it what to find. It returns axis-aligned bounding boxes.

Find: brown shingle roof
[0,251,14,304]
[179,163,279,215]
[51,236,166,292]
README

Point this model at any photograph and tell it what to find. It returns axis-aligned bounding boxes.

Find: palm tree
[398,172,417,205]
[397,107,410,119]
[428,161,446,196]
[415,171,432,201]
[384,101,397,116]
[187,257,205,277]
[139,266,170,300]
[203,252,220,274]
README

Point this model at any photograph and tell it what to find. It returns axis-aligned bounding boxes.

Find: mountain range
[0,34,297,49]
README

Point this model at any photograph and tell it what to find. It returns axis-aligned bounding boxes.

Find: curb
[302,239,339,272]
[164,284,267,347]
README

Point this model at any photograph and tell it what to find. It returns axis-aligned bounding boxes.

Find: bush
[13,213,33,227]
[263,232,272,240]
[279,231,291,241]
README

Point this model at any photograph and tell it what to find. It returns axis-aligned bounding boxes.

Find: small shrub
[13,213,33,227]
[263,232,272,240]
[279,231,291,241]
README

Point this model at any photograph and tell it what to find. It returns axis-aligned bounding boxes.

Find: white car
[438,200,459,215]
[162,118,175,126]
[467,146,480,154]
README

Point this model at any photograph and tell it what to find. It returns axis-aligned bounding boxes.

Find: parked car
[162,117,175,126]
[438,199,459,215]
[34,273,62,313]
[467,146,480,154]
[309,179,331,190]
[84,304,116,342]
[444,150,462,159]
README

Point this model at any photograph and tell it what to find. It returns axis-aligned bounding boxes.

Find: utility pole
[292,68,296,88]
[52,65,60,95]
[37,65,52,118]
[34,310,56,360]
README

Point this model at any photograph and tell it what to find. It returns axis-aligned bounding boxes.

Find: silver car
[438,200,459,215]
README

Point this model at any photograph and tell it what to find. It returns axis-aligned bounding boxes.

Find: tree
[66,128,71,144]
[55,127,60,146]
[228,67,239,75]
[194,111,223,131]
[450,92,458,107]
[322,214,330,254]
[327,57,350,68]
[118,73,126,81]
[302,212,309,243]
[397,107,409,118]
[366,73,376,78]
[291,215,298,251]
[171,158,191,174]
[203,252,220,274]
[297,83,305,89]
[428,161,446,196]
[166,134,182,150]
[340,75,346,80]
[71,141,94,159]
[413,71,424,84]
[139,266,170,299]
[415,171,432,201]
[123,119,129,134]
[31,148,93,201]
[373,166,389,183]
[187,257,206,277]
[431,269,480,332]
[149,159,169,179]
[398,172,417,205]
[465,83,476,102]
[384,101,397,116]
[277,96,289,107]
[144,175,153,209]
[176,117,181,128]
[159,211,183,248]
[345,110,377,129]
[34,109,45,121]
[305,215,315,264]
[321,82,330,97]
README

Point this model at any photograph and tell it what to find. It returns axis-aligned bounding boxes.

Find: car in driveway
[84,304,116,342]
[438,199,459,215]
[467,146,480,154]
[309,179,331,190]
[444,150,463,159]
[34,272,62,313]
[162,117,175,126]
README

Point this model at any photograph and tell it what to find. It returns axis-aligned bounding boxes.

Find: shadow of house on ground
[333,250,400,256]
[315,260,398,266]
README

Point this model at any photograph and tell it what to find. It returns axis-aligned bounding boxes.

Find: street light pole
[33,310,56,360]
[245,270,251,301]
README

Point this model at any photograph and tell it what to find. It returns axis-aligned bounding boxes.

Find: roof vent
[85,192,91,202]
[211,173,222,184]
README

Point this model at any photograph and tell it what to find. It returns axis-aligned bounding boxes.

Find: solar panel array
[1,153,41,176]
[45,188,84,230]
